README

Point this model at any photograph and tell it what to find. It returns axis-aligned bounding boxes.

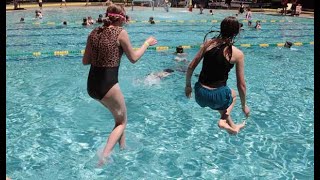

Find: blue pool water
[6,7,314,179]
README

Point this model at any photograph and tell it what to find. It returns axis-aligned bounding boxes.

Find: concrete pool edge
[6,2,314,19]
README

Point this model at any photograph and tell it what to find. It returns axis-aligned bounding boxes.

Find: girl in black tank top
[185,16,250,135]
[199,43,234,88]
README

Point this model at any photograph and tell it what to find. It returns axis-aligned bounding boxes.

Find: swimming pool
[6,7,314,179]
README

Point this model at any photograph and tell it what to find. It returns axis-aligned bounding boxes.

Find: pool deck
[6,2,314,19]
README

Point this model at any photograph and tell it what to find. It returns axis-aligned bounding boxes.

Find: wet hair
[203,16,241,60]
[82,18,88,25]
[176,46,184,53]
[163,68,174,73]
[20,17,24,22]
[149,16,155,24]
[63,21,67,25]
[220,16,240,39]
[104,4,126,27]
[284,41,293,48]
[99,14,103,18]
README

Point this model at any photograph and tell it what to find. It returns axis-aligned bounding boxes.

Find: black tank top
[198,44,234,88]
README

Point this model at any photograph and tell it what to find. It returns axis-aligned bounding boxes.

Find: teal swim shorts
[194,82,233,110]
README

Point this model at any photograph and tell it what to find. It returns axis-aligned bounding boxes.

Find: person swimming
[174,46,188,62]
[97,14,103,23]
[35,10,43,19]
[284,41,293,48]
[144,69,174,85]
[149,16,155,24]
[82,17,89,26]
[255,20,261,29]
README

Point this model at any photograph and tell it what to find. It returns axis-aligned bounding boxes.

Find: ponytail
[103,17,112,27]
[203,34,234,61]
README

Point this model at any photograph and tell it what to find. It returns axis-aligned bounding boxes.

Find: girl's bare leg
[217,89,246,134]
[98,84,127,166]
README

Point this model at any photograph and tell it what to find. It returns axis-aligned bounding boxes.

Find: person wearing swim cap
[82,4,157,166]
[185,16,250,134]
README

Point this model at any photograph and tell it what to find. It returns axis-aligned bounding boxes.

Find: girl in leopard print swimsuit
[82,4,157,166]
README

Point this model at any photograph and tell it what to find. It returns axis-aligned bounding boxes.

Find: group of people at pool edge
[24,2,263,30]
[82,4,250,166]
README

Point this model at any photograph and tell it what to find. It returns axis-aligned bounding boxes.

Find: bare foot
[97,155,114,167]
[218,120,240,135]
[226,128,238,135]
[96,149,112,167]
[120,144,126,150]
[233,121,246,134]
[97,157,107,167]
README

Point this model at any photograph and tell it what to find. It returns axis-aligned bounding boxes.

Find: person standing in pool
[60,0,67,8]
[38,0,43,10]
[245,7,252,26]
[238,2,245,14]
[82,4,157,166]
[185,16,250,134]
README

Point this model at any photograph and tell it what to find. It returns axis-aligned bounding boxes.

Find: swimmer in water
[144,68,174,85]
[284,41,293,48]
[82,17,89,26]
[255,20,261,30]
[174,46,188,62]
[35,10,43,19]
[149,16,155,24]
[97,14,103,23]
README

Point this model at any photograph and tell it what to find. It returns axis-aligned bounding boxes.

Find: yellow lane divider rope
[6,42,314,57]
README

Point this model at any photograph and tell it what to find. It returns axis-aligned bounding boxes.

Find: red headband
[107,13,126,21]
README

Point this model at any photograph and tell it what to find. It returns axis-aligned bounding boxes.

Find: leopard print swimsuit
[87,26,124,100]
